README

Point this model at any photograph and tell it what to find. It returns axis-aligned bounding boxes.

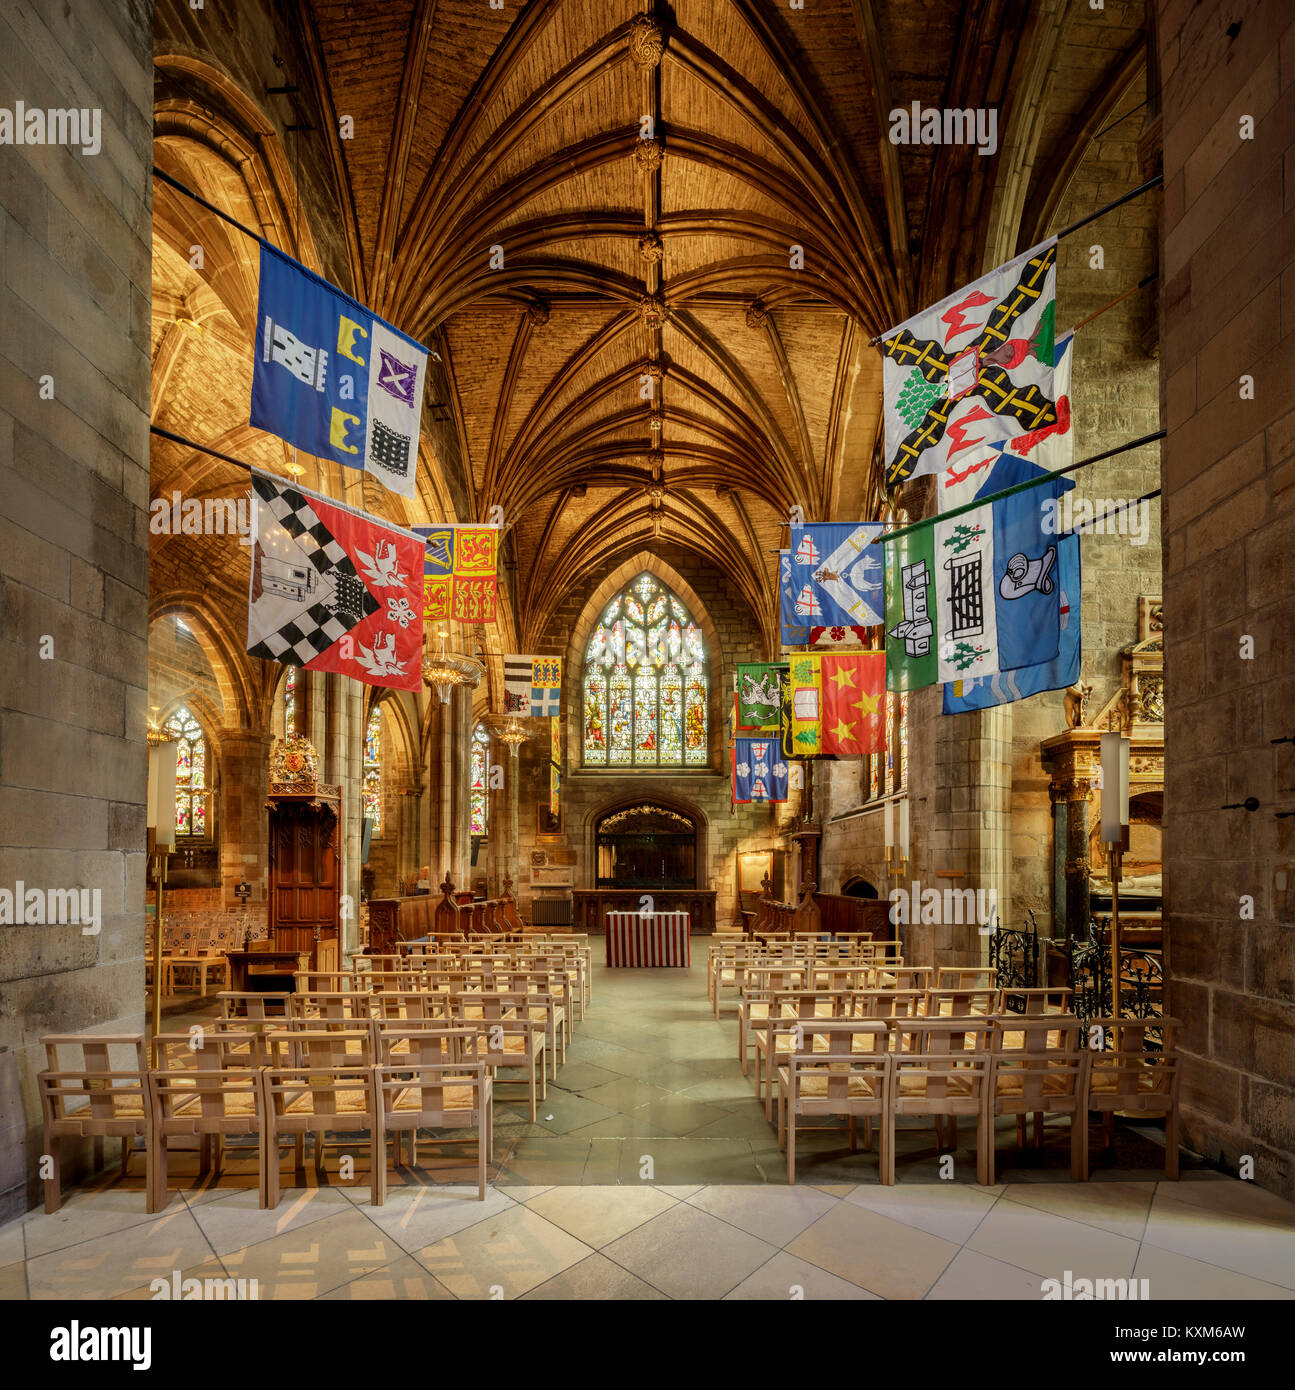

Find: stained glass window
[163,706,207,839]
[282,666,297,739]
[582,573,707,767]
[470,724,490,836]
[362,704,382,835]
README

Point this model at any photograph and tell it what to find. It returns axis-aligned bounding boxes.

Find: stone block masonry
[1158,0,1295,1201]
[0,0,153,1219]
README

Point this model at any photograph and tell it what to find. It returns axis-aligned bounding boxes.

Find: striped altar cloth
[605,911,691,967]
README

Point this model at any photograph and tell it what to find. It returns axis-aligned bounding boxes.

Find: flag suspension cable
[153,165,433,352]
[1054,486,1162,542]
[764,426,1167,554]
[1072,270,1158,333]
[151,423,255,474]
[873,427,1166,545]
[866,174,1164,346]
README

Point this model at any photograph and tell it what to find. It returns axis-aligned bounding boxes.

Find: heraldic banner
[247,469,424,691]
[250,245,428,500]
[505,655,562,716]
[788,522,884,629]
[881,238,1057,488]
[820,652,886,755]
[732,737,789,804]
[735,662,785,731]
[884,477,1066,692]
[942,452,1081,713]
[412,524,498,623]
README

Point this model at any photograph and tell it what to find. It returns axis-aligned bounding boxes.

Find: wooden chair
[775,1020,890,1184]
[923,986,1000,1017]
[1000,987,1074,1015]
[219,990,290,1021]
[370,990,451,1024]
[168,923,216,994]
[870,942,903,968]
[148,1030,267,1210]
[293,971,365,992]
[373,1026,493,1201]
[987,1017,1088,1183]
[1081,1017,1182,1180]
[289,991,374,1023]
[446,991,547,1122]
[851,987,924,1019]
[753,989,859,1120]
[495,969,566,1077]
[885,1018,995,1185]
[875,964,930,991]
[261,1028,380,1207]
[935,966,999,990]
[38,1034,149,1214]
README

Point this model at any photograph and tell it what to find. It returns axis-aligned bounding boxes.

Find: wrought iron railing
[991,909,1041,1011]
[1067,917,1163,1050]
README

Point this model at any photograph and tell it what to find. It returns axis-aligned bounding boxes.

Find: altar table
[605,911,691,967]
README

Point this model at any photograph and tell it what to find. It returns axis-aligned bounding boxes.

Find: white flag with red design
[247,469,424,691]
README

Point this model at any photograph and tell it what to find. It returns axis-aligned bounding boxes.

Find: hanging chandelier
[495,716,532,750]
[421,626,483,704]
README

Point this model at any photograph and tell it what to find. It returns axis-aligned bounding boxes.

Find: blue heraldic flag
[943,452,1080,714]
[788,523,884,629]
[778,549,809,648]
[250,244,427,500]
[733,738,789,804]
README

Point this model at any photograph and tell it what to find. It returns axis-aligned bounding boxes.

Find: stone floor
[8,954,1292,1299]
[5,1174,1294,1300]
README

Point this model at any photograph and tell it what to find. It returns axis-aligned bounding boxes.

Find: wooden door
[269,798,340,967]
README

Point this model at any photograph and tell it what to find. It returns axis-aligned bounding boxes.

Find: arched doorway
[595,803,698,889]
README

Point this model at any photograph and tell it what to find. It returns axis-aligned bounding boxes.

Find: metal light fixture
[495,717,531,751]
[421,625,483,705]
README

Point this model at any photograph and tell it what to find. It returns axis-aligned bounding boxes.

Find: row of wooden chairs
[772,1015,1181,1185]
[38,1026,496,1214]
[41,938,594,1212]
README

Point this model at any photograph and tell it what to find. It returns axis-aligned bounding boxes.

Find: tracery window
[470,723,490,835]
[363,704,383,835]
[582,574,707,768]
[163,706,208,838]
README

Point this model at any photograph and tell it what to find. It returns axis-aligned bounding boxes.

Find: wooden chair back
[219,990,291,1021]
[924,986,1000,1016]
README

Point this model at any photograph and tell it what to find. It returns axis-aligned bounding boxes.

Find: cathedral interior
[0,0,1292,1315]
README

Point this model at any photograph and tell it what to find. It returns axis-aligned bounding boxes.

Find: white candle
[148,745,177,848]
[1100,733,1129,844]
[899,799,910,857]
[884,798,893,849]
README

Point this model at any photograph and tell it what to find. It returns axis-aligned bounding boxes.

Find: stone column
[218,730,272,911]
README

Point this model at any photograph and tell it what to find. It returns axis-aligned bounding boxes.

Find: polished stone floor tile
[926,1247,1046,1300]
[1132,1240,1295,1300]
[413,1204,593,1299]
[685,1183,838,1245]
[214,1207,409,1300]
[523,1184,678,1247]
[966,1199,1141,1282]
[785,1201,961,1299]
[600,1202,777,1300]
[724,1250,880,1301]
[317,1253,457,1300]
[842,1180,1000,1244]
[521,1251,670,1300]
[999,1179,1154,1241]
